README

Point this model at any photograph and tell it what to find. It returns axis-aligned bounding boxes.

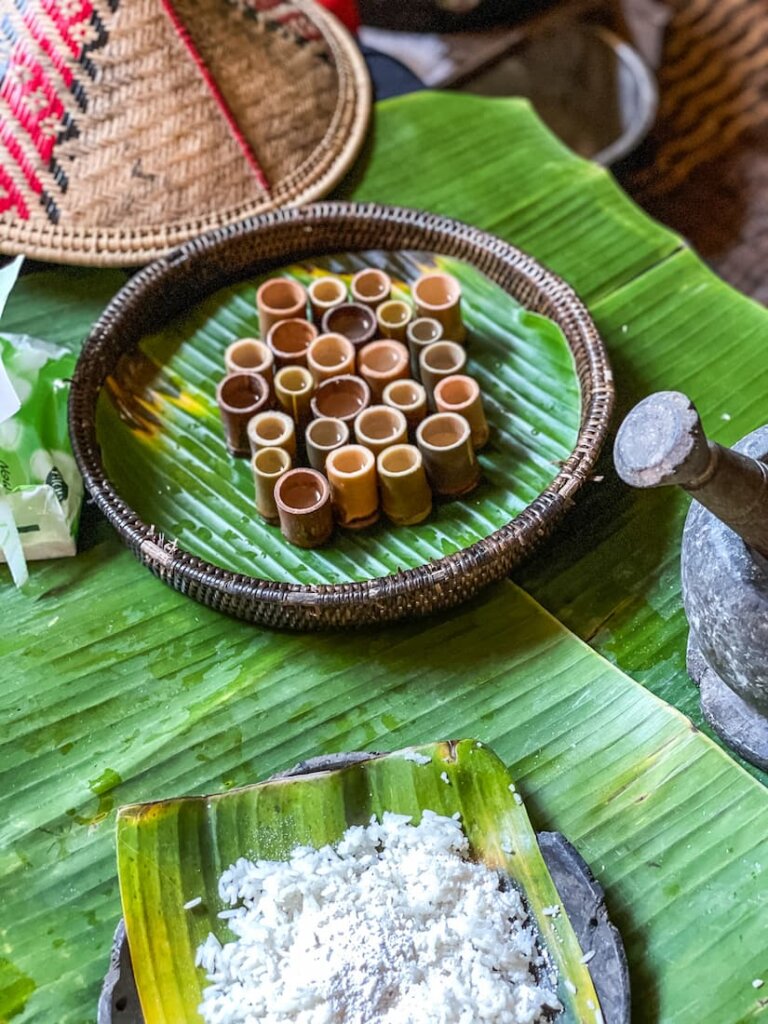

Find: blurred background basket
[69,202,613,629]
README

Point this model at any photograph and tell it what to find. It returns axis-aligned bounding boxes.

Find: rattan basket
[69,202,614,629]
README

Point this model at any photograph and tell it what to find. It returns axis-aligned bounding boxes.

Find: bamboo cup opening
[249,412,293,445]
[379,444,420,476]
[422,341,464,373]
[323,304,376,344]
[408,318,442,343]
[310,278,346,304]
[435,375,479,407]
[356,406,406,443]
[352,269,390,302]
[413,273,460,310]
[327,445,374,477]
[310,334,354,370]
[252,447,291,477]
[276,367,313,394]
[217,372,268,411]
[313,376,370,420]
[226,339,270,371]
[360,342,408,374]
[306,417,347,449]
[268,319,316,359]
[418,413,470,451]
[384,380,425,411]
[259,278,306,313]
[377,300,410,327]
[276,469,329,513]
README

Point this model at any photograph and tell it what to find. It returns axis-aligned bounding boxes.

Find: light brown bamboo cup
[256,278,307,339]
[382,379,428,432]
[326,444,379,529]
[350,268,391,309]
[419,340,468,407]
[416,412,480,497]
[224,338,275,385]
[274,468,334,548]
[406,317,443,378]
[311,375,371,426]
[354,405,408,457]
[274,365,315,426]
[266,318,317,368]
[412,272,465,343]
[377,444,432,526]
[305,417,350,473]
[246,410,297,459]
[434,374,490,450]
[357,340,410,402]
[376,299,413,342]
[307,333,356,383]
[251,446,292,523]
[308,276,347,324]
[216,372,271,457]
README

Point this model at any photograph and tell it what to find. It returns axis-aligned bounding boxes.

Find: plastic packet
[0,259,84,586]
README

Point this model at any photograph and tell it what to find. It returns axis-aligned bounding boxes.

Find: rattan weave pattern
[69,203,614,629]
[0,0,370,266]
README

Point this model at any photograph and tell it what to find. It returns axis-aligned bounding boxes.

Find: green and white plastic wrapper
[0,258,83,586]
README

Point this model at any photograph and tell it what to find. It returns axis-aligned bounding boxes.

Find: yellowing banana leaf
[96,251,580,583]
[117,741,601,1022]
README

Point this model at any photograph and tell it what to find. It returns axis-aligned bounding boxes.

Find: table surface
[2,93,768,1023]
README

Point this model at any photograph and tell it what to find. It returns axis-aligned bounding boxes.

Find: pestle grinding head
[613,391,711,489]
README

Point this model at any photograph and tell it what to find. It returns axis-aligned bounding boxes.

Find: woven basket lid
[0,0,371,266]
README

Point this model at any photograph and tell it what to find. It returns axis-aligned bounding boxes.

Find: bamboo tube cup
[246,410,297,458]
[406,317,444,378]
[434,374,490,449]
[412,272,465,343]
[224,338,274,386]
[416,412,480,496]
[354,405,408,457]
[267,318,317,368]
[251,446,292,523]
[351,268,391,309]
[376,299,412,342]
[216,371,270,457]
[274,366,315,426]
[256,278,307,339]
[357,340,410,402]
[274,468,334,548]
[419,341,468,407]
[305,417,350,473]
[307,333,356,383]
[308,276,347,324]
[382,379,428,432]
[311,375,371,426]
[377,444,432,526]
[326,444,379,529]
[322,302,377,350]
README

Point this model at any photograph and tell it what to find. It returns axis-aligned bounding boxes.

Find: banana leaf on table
[2,93,768,1023]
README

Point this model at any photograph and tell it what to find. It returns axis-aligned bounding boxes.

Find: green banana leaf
[97,251,579,582]
[3,93,768,1024]
[117,741,600,1022]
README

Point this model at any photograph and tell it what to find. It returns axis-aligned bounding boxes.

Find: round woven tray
[0,0,370,267]
[69,202,614,629]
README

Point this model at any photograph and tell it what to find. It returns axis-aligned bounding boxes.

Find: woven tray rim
[0,1,371,268]
[69,201,614,629]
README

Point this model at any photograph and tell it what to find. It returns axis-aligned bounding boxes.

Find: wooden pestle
[614,390,768,557]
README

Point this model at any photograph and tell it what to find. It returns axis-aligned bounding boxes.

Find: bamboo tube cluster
[216,269,490,548]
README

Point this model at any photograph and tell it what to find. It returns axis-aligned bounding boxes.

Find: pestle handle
[614,390,768,557]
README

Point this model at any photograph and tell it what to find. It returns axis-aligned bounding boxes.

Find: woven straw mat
[0,0,371,266]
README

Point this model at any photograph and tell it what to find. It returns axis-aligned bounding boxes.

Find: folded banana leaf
[117,741,601,1022]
